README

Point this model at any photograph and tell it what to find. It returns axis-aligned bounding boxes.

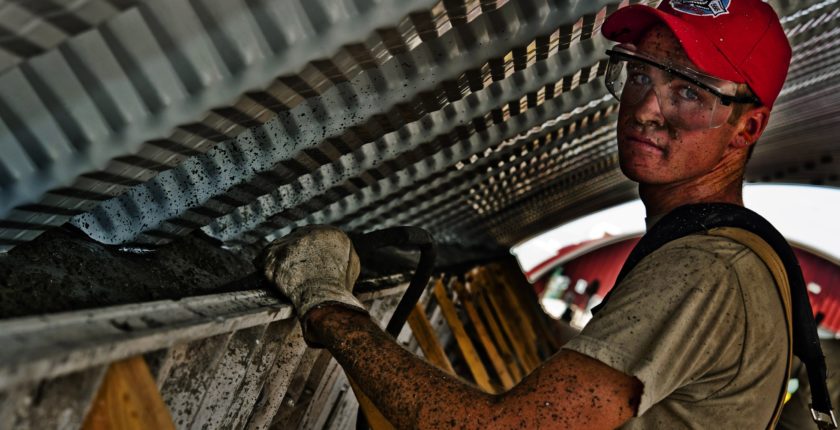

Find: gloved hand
[259,225,368,338]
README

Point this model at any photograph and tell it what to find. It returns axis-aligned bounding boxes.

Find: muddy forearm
[305,306,496,429]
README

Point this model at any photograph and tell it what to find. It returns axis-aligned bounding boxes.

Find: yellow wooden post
[450,278,516,389]
[490,266,542,368]
[500,261,562,354]
[407,303,456,374]
[469,278,525,382]
[83,356,176,430]
[432,278,496,393]
[349,378,396,430]
[477,268,539,373]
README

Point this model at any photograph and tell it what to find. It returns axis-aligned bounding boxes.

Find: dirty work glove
[259,225,368,341]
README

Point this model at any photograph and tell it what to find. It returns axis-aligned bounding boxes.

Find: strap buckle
[810,406,838,429]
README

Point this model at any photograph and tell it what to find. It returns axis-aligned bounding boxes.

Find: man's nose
[632,86,666,127]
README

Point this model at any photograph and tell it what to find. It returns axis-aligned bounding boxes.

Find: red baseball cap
[602,0,792,108]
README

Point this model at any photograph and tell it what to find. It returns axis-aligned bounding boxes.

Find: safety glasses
[605,46,761,130]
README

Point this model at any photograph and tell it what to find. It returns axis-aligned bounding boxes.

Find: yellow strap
[707,227,793,429]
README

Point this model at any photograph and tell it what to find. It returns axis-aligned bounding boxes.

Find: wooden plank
[475,268,538,374]
[348,378,395,430]
[493,267,542,365]
[432,279,495,392]
[484,281,536,373]
[407,303,456,373]
[500,261,561,355]
[190,324,268,430]
[471,282,524,382]
[82,357,175,430]
[159,333,232,428]
[501,263,560,357]
[491,277,541,371]
[26,365,107,430]
[221,319,297,429]
[451,278,515,389]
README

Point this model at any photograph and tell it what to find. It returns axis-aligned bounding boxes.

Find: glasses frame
[605,48,761,107]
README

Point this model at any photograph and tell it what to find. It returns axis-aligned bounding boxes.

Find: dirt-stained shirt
[564,233,788,429]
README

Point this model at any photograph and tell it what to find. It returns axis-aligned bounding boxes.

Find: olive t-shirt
[564,233,788,429]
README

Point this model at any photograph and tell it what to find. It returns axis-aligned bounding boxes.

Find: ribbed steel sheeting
[228,73,616,248]
[203,36,612,243]
[0,0,440,250]
[746,0,840,187]
[0,0,139,74]
[230,74,616,245]
[68,0,629,249]
[0,0,837,255]
[342,107,620,247]
[350,108,617,234]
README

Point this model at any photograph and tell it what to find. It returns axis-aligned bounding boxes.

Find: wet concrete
[0,226,255,319]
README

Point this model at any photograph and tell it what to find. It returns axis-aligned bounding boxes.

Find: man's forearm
[305,306,640,430]
[306,306,497,429]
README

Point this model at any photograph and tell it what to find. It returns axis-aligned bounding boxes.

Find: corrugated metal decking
[0,0,837,258]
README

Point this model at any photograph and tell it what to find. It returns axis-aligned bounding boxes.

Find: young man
[260,0,793,427]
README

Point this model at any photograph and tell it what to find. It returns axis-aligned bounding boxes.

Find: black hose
[350,226,437,430]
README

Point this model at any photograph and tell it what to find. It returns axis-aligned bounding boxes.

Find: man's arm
[306,306,642,430]
[258,225,641,429]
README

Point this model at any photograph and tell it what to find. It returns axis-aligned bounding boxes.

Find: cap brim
[602,5,744,84]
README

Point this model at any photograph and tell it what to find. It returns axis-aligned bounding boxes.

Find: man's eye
[628,73,651,86]
[678,86,700,101]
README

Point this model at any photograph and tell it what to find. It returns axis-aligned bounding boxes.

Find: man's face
[615,26,743,186]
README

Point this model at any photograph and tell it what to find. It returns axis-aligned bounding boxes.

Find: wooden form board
[473,268,541,373]
[432,278,496,393]
[470,285,525,382]
[450,279,515,389]
[491,265,547,364]
[83,357,175,430]
[407,303,456,373]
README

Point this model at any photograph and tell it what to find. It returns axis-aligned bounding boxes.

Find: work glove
[258,225,368,345]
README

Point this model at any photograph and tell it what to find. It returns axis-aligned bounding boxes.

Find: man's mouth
[624,134,664,153]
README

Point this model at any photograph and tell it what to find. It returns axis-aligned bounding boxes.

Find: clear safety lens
[605,51,740,130]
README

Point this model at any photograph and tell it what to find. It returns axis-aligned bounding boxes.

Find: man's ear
[731,106,770,149]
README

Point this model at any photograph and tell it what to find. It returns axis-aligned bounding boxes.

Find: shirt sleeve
[563,235,746,415]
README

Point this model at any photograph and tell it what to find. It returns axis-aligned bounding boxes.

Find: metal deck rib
[206,37,613,243]
[0,0,837,256]
[68,0,627,248]
[0,0,140,74]
[0,0,440,250]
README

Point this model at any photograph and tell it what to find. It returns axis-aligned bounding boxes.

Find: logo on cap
[669,0,731,17]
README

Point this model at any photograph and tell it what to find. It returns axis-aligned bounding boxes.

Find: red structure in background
[529,236,840,333]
